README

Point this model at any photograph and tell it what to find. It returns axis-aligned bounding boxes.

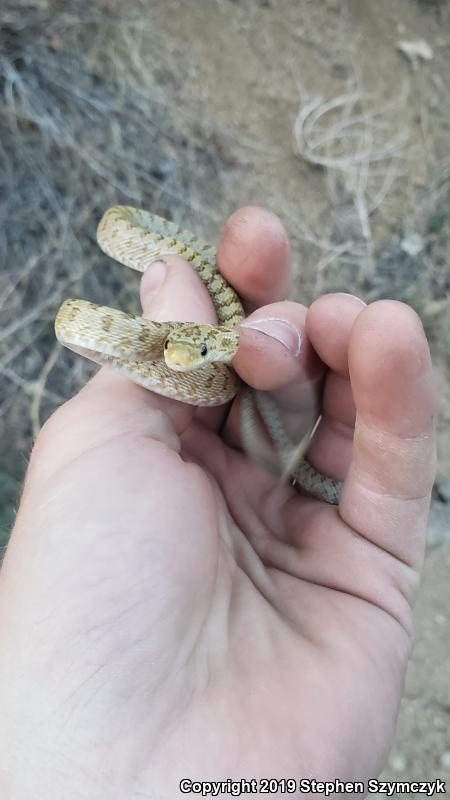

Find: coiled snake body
[55,206,342,505]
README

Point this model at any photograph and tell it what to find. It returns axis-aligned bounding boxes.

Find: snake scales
[55,206,342,505]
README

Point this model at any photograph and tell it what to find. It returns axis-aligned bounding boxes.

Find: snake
[54,206,342,505]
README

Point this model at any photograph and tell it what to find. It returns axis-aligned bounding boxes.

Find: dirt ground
[0,0,449,790]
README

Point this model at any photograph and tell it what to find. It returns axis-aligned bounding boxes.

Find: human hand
[0,207,436,799]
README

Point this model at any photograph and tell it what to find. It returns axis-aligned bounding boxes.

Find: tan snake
[55,206,342,504]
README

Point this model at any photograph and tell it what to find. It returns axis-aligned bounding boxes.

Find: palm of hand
[21,403,406,786]
[149,415,410,782]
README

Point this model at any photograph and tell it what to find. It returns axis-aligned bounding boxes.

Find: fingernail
[239,317,302,356]
[142,260,167,298]
[336,292,366,306]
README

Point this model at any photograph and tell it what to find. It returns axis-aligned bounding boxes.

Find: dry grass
[292,83,450,357]
[0,0,232,547]
[292,86,410,290]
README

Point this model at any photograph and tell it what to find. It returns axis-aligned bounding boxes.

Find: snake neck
[189,253,245,327]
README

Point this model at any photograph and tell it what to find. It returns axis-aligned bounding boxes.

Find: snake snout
[164,346,197,372]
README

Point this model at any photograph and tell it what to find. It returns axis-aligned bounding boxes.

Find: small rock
[397,39,434,70]
[389,753,407,772]
[437,477,450,503]
[400,232,425,257]
[440,752,450,771]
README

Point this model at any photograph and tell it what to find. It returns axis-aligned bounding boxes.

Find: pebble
[397,39,434,67]
[440,752,450,771]
[400,232,425,257]
[389,753,407,772]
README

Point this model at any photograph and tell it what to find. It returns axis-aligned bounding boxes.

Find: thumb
[140,257,216,327]
[83,255,219,435]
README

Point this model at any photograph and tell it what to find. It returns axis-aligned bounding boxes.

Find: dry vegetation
[0,0,236,546]
[0,0,449,553]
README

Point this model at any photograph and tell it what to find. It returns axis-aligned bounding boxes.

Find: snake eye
[164,339,170,350]
[200,343,208,357]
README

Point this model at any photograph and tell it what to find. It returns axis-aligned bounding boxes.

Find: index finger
[217,205,292,310]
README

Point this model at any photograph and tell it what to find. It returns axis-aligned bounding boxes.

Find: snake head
[163,324,239,372]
